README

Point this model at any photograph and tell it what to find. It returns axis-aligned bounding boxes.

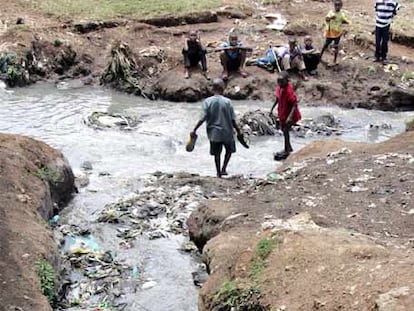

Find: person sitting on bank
[278,37,308,81]
[300,35,320,75]
[182,30,209,80]
[219,32,248,80]
[251,43,281,72]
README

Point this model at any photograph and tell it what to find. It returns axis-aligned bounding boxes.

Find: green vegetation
[101,41,143,94]
[28,0,223,20]
[401,72,414,82]
[250,237,278,278]
[0,52,29,87]
[36,259,55,303]
[211,237,279,310]
[53,38,63,47]
[213,281,269,311]
[34,166,59,182]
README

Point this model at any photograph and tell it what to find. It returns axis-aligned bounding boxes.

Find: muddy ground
[188,131,414,311]
[0,134,74,311]
[0,0,413,108]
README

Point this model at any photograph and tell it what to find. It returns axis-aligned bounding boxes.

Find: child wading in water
[320,0,350,66]
[270,71,301,161]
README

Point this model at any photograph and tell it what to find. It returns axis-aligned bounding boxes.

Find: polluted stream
[0,82,412,311]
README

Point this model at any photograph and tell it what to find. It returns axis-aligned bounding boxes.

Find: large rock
[154,70,275,102]
[0,134,75,310]
[154,71,212,102]
[406,117,414,132]
[139,11,218,27]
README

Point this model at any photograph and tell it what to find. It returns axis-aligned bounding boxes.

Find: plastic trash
[49,215,60,225]
[131,266,139,278]
[267,172,284,181]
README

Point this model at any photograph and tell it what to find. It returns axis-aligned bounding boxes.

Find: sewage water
[0,83,412,311]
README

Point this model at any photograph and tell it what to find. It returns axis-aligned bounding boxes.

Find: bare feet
[300,71,309,81]
[238,69,248,78]
[202,71,210,80]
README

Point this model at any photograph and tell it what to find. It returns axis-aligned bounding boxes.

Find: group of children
[182,0,351,81]
[187,0,402,174]
[183,0,400,81]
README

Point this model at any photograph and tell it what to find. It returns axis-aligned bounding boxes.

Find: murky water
[0,83,412,311]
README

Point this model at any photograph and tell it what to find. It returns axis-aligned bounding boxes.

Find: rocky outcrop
[154,71,275,102]
[0,133,75,310]
[406,117,414,132]
[139,11,218,27]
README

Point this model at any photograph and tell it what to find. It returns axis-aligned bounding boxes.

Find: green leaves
[36,259,56,303]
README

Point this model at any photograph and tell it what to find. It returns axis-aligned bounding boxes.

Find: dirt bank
[0,0,413,109]
[0,134,75,310]
[188,131,414,310]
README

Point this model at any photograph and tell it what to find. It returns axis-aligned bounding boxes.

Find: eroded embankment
[188,131,414,311]
[0,133,75,310]
[1,1,414,109]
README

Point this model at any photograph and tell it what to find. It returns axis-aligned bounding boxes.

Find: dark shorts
[227,56,242,72]
[324,36,341,48]
[210,140,236,156]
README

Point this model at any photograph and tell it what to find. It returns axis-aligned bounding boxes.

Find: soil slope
[188,131,414,311]
[0,134,75,311]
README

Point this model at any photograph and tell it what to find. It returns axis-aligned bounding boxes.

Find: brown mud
[188,131,414,311]
[0,134,75,311]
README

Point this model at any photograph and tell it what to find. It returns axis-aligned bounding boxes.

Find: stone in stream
[81,161,93,171]
[84,111,140,130]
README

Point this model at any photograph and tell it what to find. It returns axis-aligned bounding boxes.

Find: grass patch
[26,0,223,20]
[34,166,59,182]
[401,72,414,82]
[213,281,269,311]
[36,259,55,303]
[250,237,278,278]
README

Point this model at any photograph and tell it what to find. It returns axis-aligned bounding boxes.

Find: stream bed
[0,82,412,311]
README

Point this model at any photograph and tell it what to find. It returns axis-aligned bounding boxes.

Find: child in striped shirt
[375,0,400,64]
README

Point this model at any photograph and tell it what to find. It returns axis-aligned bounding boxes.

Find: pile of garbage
[54,172,250,309]
[101,41,167,98]
[55,225,138,310]
[239,109,279,136]
[239,110,343,137]
[294,113,343,137]
[97,173,208,242]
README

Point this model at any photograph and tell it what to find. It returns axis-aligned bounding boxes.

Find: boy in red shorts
[270,71,301,160]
